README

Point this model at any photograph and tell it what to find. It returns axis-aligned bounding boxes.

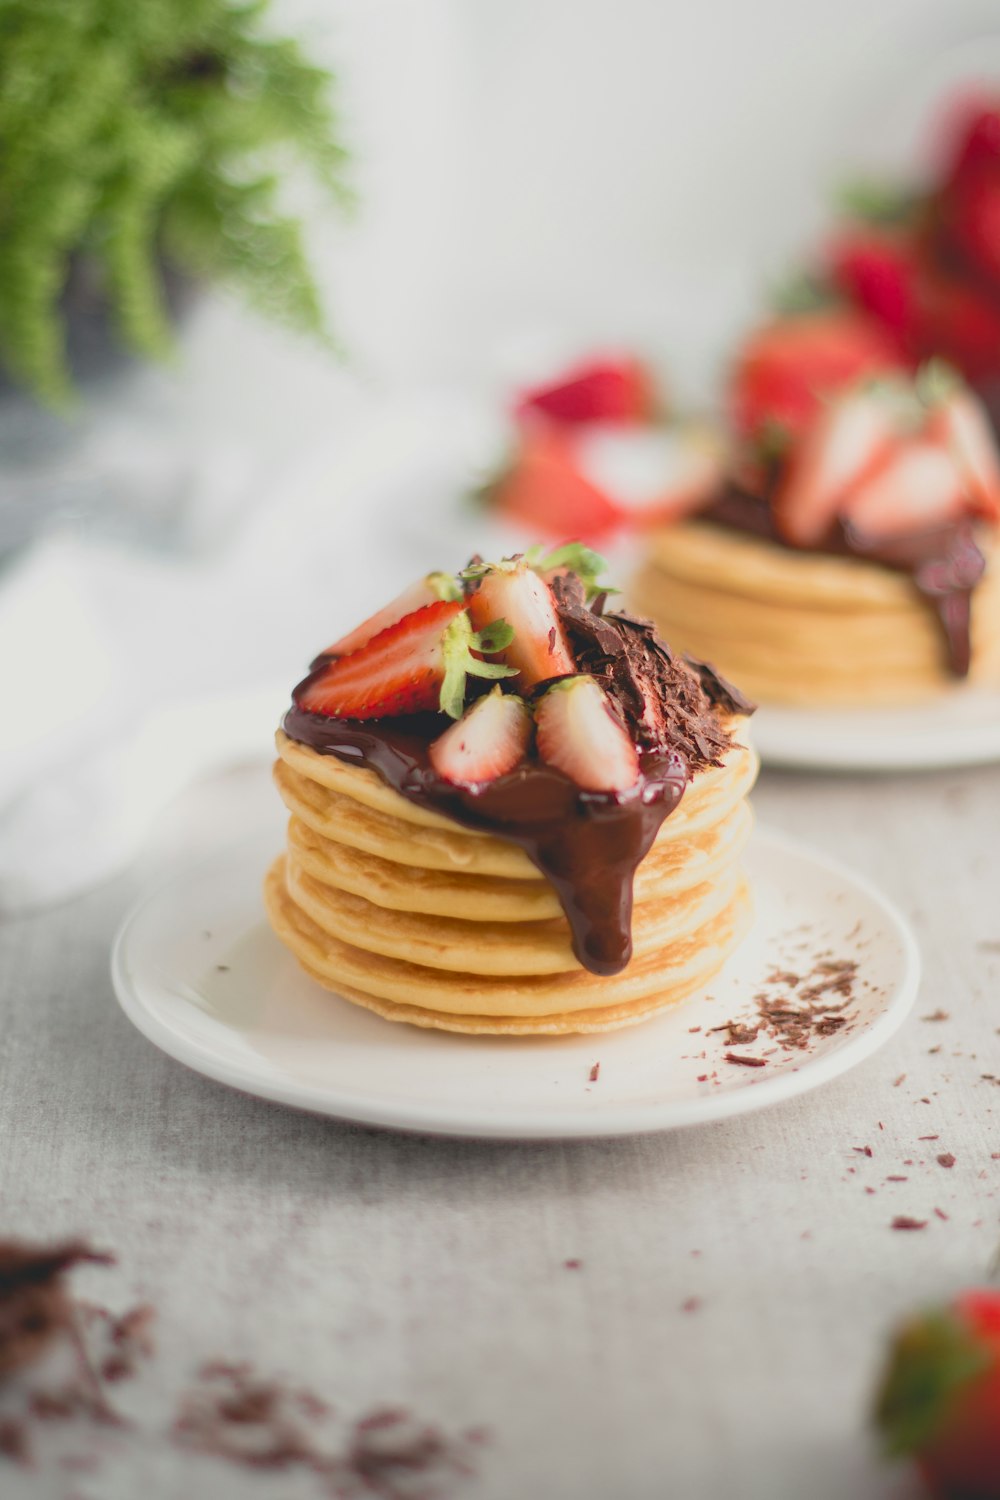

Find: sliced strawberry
[515,357,654,427]
[466,557,576,688]
[826,229,920,350]
[294,600,515,721]
[573,423,723,528]
[730,312,903,447]
[843,440,966,539]
[535,676,639,792]
[926,384,1000,521]
[489,427,621,541]
[428,687,531,786]
[317,572,460,660]
[774,387,900,545]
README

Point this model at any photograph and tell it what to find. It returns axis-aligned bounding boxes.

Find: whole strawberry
[874,1289,1000,1499]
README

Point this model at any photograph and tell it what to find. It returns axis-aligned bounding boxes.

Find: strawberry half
[730,311,903,448]
[774,385,901,546]
[294,600,516,721]
[428,686,532,786]
[318,572,460,660]
[843,439,966,539]
[925,382,1000,522]
[515,356,654,427]
[874,1287,1000,1500]
[466,556,576,688]
[535,676,639,792]
[488,427,621,541]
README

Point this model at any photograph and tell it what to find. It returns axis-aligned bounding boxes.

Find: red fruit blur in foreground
[515,356,654,427]
[875,1288,1000,1500]
[729,312,902,446]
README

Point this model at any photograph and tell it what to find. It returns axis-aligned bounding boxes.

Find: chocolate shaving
[682,654,756,718]
[891,1216,928,1231]
[0,1240,111,1380]
[724,1052,767,1068]
[549,575,741,768]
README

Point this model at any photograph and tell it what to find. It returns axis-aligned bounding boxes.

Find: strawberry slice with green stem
[295,600,516,721]
[429,686,532,786]
[923,370,1000,521]
[464,555,577,689]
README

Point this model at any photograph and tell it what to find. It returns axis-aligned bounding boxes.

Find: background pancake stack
[631,522,1000,707]
[265,723,759,1034]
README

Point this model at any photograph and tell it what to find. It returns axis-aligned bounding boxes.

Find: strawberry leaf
[874,1309,992,1457]
[915,358,964,409]
[439,612,517,719]
[427,570,463,602]
[836,179,920,226]
[523,541,613,601]
[472,618,515,654]
[770,270,836,316]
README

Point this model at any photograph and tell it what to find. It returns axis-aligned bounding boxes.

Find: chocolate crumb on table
[588,1063,600,1083]
[0,1240,113,1379]
[0,1417,30,1466]
[921,1008,950,1022]
[0,1248,484,1496]
[891,1216,929,1231]
[936,1152,957,1168]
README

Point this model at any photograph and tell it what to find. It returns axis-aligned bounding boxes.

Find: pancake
[632,520,1000,706]
[265,720,758,1033]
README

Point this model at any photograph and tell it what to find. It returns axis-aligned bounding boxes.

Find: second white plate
[752,688,1000,772]
[110,825,920,1140]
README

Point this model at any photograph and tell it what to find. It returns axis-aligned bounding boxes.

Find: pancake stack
[631,520,1000,707]
[265,720,758,1035]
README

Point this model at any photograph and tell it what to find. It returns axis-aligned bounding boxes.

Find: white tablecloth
[2,747,997,1499]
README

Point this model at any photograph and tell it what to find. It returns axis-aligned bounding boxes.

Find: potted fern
[0,0,349,409]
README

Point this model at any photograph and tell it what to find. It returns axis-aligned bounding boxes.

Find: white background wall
[277,0,1000,400]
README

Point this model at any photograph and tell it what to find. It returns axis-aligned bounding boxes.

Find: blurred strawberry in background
[727,311,904,450]
[514,355,656,427]
[801,91,1000,432]
[874,1287,1000,1500]
[485,355,722,541]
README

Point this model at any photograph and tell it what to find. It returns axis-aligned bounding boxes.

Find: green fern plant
[0,0,350,407]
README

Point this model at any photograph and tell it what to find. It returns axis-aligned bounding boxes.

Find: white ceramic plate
[752,689,1000,773]
[111,826,920,1140]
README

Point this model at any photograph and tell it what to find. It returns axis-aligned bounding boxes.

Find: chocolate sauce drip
[704,482,985,678]
[283,707,689,976]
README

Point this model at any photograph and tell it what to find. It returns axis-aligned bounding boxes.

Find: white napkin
[0,388,503,913]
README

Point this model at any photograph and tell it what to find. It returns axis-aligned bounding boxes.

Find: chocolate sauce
[704,482,985,677]
[282,707,688,976]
